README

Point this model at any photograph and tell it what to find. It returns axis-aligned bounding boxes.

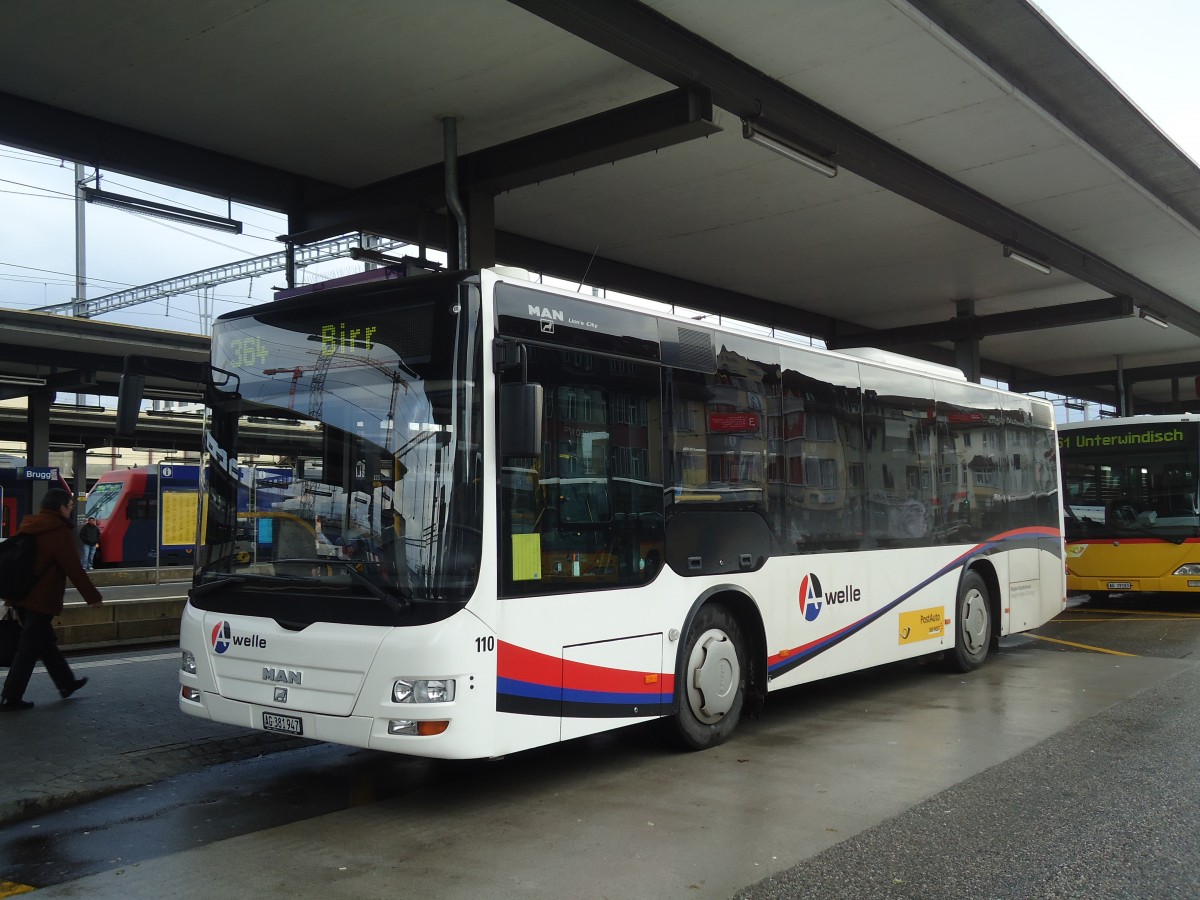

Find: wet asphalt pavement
[2,592,1198,898]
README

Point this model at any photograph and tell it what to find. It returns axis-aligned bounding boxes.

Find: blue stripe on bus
[497,677,662,708]
[768,527,1060,678]
[499,526,1061,708]
[497,676,560,701]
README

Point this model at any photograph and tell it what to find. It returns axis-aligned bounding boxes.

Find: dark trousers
[2,608,76,701]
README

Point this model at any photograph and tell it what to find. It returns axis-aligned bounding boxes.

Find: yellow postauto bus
[1060,414,1200,600]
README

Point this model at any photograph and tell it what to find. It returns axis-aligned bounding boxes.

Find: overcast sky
[0,1,1196,337]
[0,149,299,333]
[1034,0,1200,160]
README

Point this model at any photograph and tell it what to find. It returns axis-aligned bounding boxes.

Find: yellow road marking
[1025,633,1137,656]
[1066,607,1200,619]
[0,882,35,897]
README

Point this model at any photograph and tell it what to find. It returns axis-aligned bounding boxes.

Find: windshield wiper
[191,574,246,599]
[1112,523,1187,545]
[191,571,317,598]
[275,557,411,614]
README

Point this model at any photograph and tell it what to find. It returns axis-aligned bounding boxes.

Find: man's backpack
[0,533,40,602]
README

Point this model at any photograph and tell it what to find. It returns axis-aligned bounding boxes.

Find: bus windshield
[193,275,483,626]
[1062,423,1200,541]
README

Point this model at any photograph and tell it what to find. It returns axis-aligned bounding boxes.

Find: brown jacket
[8,510,102,615]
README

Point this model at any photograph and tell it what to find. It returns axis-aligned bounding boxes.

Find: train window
[129,497,156,520]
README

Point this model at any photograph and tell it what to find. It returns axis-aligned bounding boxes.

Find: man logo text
[263,668,302,685]
[528,304,565,322]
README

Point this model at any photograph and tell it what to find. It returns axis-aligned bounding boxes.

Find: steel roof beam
[355,209,1098,387]
[510,0,1200,339]
[1010,361,1200,395]
[0,91,340,213]
[285,87,719,243]
[827,296,1135,350]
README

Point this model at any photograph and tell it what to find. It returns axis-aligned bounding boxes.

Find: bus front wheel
[945,570,992,673]
[674,604,745,750]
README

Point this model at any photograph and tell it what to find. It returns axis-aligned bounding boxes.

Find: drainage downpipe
[443,116,468,269]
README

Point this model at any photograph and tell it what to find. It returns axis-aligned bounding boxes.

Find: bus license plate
[262,712,303,735]
[1107,582,1132,590]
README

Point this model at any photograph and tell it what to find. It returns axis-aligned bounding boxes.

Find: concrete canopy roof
[1,0,1198,412]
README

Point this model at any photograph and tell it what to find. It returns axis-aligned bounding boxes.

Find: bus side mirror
[499,382,543,459]
[115,373,145,437]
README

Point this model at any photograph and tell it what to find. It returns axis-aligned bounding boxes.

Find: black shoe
[0,698,34,712]
[60,677,88,699]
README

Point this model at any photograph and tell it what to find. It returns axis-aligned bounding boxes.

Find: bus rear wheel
[674,604,745,750]
[945,570,992,673]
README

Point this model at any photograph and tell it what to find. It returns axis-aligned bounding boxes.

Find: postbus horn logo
[211,620,231,654]
[799,574,824,623]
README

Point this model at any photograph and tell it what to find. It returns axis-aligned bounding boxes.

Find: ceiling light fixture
[0,375,47,387]
[1138,307,1169,329]
[742,121,837,178]
[144,387,204,400]
[83,187,243,234]
[1002,246,1051,275]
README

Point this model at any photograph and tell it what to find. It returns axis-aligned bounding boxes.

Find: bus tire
[674,604,745,750]
[945,570,991,673]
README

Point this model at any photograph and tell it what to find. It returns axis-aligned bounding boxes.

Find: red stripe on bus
[499,641,673,694]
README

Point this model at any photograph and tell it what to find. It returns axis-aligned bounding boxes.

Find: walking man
[79,515,100,571]
[1,488,103,712]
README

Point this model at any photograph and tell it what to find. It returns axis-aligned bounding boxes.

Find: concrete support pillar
[73,447,88,503]
[26,391,52,509]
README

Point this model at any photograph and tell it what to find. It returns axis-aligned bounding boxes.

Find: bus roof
[1058,414,1200,431]
[490,269,976,386]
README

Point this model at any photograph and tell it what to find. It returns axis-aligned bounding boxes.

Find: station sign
[21,467,60,481]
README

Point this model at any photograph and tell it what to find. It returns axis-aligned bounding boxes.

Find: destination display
[1058,424,1189,451]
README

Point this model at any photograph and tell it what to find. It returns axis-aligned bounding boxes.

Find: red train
[83,465,201,567]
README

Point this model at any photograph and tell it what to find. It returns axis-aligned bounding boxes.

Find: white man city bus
[179,266,1065,758]
[1060,414,1200,601]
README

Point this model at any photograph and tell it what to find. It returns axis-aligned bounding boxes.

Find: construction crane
[263,352,411,416]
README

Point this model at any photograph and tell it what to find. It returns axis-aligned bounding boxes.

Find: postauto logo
[799,573,862,622]
[210,620,267,654]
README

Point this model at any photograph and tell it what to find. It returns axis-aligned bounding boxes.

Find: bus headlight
[181,651,197,674]
[392,678,456,703]
[1173,564,1200,576]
